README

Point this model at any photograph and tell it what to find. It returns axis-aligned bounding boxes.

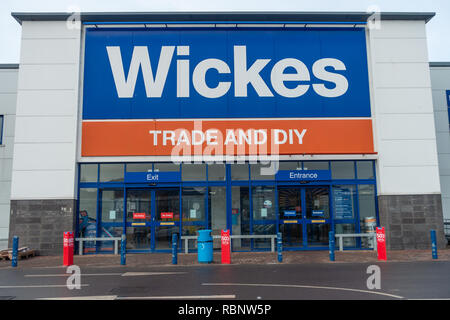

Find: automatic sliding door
[278,188,303,248]
[126,190,152,251]
[155,189,180,250]
[305,187,331,247]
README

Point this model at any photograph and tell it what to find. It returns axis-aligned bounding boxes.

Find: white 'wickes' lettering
[106,45,349,99]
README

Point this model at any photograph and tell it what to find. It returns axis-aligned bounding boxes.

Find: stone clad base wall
[8,200,76,256]
[378,194,447,250]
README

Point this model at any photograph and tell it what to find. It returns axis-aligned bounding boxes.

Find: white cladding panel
[430,65,450,219]
[10,21,81,200]
[369,20,441,195]
[0,68,18,240]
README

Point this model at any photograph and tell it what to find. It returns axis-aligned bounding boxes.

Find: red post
[221,229,231,264]
[63,231,74,266]
[376,227,387,261]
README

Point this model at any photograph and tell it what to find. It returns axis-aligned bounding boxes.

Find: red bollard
[63,231,74,266]
[221,229,231,264]
[376,227,387,261]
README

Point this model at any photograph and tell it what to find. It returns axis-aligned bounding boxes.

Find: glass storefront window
[208,164,226,181]
[335,223,356,247]
[100,164,124,182]
[182,163,206,181]
[78,188,97,237]
[127,163,152,172]
[209,186,227,248]
[333,185,355,220]
[231,163,249,180]
[99,226,123,252]
[253,224,276,249]
[331,161,355,180]
[303,161,329,171]
[357,161,374,179]
[252,186,276,220]
[101,189,124,223]
[182,187,206,222]
[279,161,301,171]
[358,184,377,232]
[250,163,275,180]
[80,164,97,183]
[231,186,250,250]
[154,163,180,172]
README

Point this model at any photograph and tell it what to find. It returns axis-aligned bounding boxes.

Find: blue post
[172,233,178,265]
[120,234,126,265]
[11,236,19,268]
[430,230,438,260]
[277,232,282,263]
[329,231,335,262]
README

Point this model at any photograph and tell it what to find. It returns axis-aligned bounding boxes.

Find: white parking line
[25,273,122,277]
[0,284,89,289]
[202,283,405,299]
[121,272,186,276]
[117,294,236,300]
[24,271,186,277]
[38,295,117,300]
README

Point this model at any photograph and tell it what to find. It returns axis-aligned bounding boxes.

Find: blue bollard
[12,236,19,268]
[120,234,126,265]
[329,231,335,262]
[172,233,178,265]
[277,232,282,263]
[430,230,438,260]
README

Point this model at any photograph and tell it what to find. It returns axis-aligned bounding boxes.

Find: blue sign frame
[82,27,371,120]
[275,170,331,181]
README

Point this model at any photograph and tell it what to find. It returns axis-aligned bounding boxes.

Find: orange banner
[81,119,375,157]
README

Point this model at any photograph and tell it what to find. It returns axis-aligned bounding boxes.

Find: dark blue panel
[125,171,181,183]
[275,170,331,181]
[82,28,371,119]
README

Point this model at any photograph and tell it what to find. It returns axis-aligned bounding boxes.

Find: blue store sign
[125,171,181,183]
[83,28,371,120]
[275,170,331,181]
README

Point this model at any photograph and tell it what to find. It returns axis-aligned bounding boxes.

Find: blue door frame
[77,161,379,253]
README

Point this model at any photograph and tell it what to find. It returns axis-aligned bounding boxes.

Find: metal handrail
[334,233,377,252]
[180,234,277,254]
[75,237,121,255]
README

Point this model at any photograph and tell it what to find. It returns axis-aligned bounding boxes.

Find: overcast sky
[0,0,449,63]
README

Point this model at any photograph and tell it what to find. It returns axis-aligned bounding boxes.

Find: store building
[0,11,447,255]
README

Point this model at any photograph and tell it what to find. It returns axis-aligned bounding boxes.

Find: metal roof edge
[0,64,19,69]
[430,62,450,67]
[11,11,436,25]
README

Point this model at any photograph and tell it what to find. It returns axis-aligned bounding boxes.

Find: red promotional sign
[221,230,231,264]
[133,212,146,220]
[161,212,174,219]
[376,227,387,261]
[63,231,74,266]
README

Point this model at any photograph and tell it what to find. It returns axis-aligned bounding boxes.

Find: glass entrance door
[126,189,152,251]
[278,188,303,248]
[126,188,180,252]
[304,187,331,247]
[278,186,331,249]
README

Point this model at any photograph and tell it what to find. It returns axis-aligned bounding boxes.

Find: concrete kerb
[1,249,450,269]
